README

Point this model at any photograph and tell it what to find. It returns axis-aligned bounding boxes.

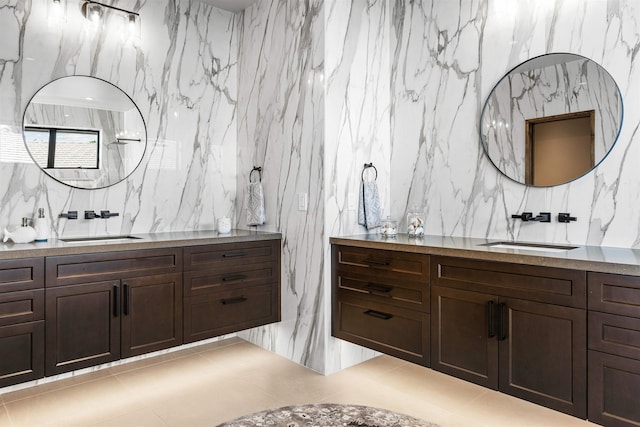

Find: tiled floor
[0,338,600,427]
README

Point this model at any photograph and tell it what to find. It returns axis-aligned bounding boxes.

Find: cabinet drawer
[332,293,430,366]
[333,245,429,282]
[0,258,44,293]
[46,248,182,287]
[183,240,280,271]
[184,261,278,296]
[589,272,640,317]
[0,289,44,327]
[335,273,428,312]
[589,312,640,360]
[184,283,280,343]
[432,256,586,308]
[0,321,44,388]
[589,350,640,427]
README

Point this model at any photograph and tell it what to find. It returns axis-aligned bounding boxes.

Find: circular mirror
[23,76,147,189]
[480,53,623,186]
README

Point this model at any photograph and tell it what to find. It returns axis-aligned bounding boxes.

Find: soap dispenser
[34,208,50,242]
[3,217,37,244]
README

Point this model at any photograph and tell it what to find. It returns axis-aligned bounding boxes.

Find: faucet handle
[84,210,98,220]
[59,211,78,220]
[511,212,533,222]
[558,213,577,223]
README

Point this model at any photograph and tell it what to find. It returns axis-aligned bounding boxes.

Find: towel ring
[361,162,377,182]
[250,166,262,183]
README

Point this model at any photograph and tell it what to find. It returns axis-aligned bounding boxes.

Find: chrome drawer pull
[363,309,393,320]
[222,274,248,282]
[363,258,390,266]
[364,283,393,293]
[222,252,248,258]
[221,296,248,305]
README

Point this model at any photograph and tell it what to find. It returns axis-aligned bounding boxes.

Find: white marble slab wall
[391,0,640,248]
[236,0,391,374]
[0,0,237,237]
[236,0,326,373]
[323,0,391,374]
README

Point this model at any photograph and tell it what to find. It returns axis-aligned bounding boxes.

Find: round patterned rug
[217,403,440,427]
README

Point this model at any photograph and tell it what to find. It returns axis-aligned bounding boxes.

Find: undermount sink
[60,235,143,243]
[481,241,578,252]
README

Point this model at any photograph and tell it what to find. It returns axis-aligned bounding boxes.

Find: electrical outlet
[298,193,308,211]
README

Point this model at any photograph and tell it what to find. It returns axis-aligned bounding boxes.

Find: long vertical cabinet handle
[123,283,130,315]
[498,303,508,341]
[114,285,120,317]
[487,300,496,338]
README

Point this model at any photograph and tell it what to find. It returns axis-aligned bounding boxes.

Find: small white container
[217,216,231,234]
[3,218,37,244]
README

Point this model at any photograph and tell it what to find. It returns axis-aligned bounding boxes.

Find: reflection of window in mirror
[525,110,595,186]
[24,126,100,169]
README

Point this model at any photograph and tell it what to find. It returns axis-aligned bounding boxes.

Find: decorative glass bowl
[379,217,398,238]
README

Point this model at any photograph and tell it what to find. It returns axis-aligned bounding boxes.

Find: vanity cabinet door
[499,298,587,418]
[120,273,183,358]
[0,321,44,387]
[431,285,498,388]
[46,281,121,376]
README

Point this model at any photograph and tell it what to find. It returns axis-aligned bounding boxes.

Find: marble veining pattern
[390,0,640,248]
[236,0,326,373]
[0,0,237,237]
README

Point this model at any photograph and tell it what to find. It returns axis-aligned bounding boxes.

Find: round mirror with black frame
[480,53,623,187]
[22,75,147,189]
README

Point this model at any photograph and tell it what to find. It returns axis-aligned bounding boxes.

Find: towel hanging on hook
[358,162,382,230]
[247,166,266,226]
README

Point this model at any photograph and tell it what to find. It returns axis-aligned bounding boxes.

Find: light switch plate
[298,193,308,211]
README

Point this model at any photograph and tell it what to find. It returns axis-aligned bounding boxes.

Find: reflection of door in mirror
[525,111,595,186]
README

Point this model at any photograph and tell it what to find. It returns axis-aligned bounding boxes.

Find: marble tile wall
[0,0,237,237]
[391,0,640,248]
[236,0,390,374]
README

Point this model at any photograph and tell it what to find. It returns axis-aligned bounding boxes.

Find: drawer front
[46,248,182,287]
[589,311,640,360]
[184,283,280,343]
[333,245,429,282]
[589,350,640,427]
[183,240,280,272]
[332,293,430,366]
[589,272,640,318]
[0,289,44,327]
[431,256,586,308]
[0,321,44,388]
[335,273,428,312]
[0,258,44,293]
[184,261,278,296]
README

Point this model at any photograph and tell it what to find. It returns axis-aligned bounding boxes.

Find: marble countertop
[0,229,282,260]
[330,234,640,275]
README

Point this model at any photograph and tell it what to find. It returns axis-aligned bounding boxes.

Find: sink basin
[481,241,578,252]
[60,235,143,243]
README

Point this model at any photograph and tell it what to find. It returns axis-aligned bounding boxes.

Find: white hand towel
[358,180,382,230]
[247,181,266,226]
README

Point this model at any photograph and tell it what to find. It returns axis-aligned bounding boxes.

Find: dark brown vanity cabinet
[431,256,587,418]
[45,249,183,375]
[588,272,640,427]
[183,240,281,342]
[0,258,45,387]
[331,245,430,366]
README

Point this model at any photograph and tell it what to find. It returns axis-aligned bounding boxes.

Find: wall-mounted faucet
[84,210,120,219]
[59,211,78,220]
[511,212,551,222]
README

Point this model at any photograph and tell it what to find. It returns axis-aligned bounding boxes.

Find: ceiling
[199,0,258,13]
